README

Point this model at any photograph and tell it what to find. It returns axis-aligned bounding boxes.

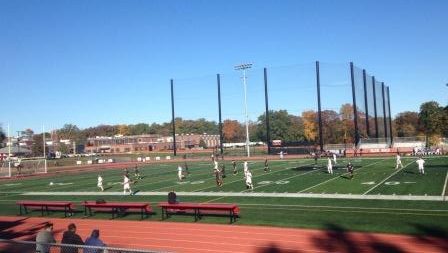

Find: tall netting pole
[387,86,393,144]
[217,74,224,155]
[170,79,177,156]
[350,62,360,146]
[382,82,388,141]
[363,69,370,137]
[7,123,11,178]
[372,76,379,138]
[43,125,47,173]
[263,67,271,155]
[316,61,324,152]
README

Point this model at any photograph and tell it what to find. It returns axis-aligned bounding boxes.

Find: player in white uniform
[177,165,183,181]
[333,153,337,165]
[213,160,219,172]
[243,161,249,177]
[279,151,284,159]
[395,154,403,169]
[123,174,133,195]
[416,157,425,174]
[245,170,253,190]
[327,157,333,174]
[97,174,104,192]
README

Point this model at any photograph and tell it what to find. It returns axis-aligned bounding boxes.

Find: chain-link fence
[0,238,170,253]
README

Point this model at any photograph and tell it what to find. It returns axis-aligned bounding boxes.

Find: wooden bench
[158,202,239,223]
[82,201,153,219]
[16,201,75,217]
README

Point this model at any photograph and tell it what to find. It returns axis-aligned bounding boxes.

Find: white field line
[188,162,316,193]
[442,170,448,201]
[20,191,445,201]
[363,161,414,195]
[298,159,384,193]
[244,206,448,217]
[204,166,320,203]
[136,160,274,191]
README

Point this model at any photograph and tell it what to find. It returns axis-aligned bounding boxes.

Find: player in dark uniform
[220,163,226,178]
[134,165,142,179]
[264,158,270,172]
[232,160,238,175]
[347,162,354,180]
[215,169,223,187]
[314,152,319,165]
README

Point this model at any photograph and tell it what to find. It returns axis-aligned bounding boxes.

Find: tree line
[0,100,446,156]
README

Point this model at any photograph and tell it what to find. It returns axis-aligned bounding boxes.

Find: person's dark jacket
[61,230,84,253]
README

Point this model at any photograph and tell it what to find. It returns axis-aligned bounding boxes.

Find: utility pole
[235,63,252,157]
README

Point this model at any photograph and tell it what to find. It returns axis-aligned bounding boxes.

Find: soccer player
[123,174,133,195]
[220,163,226,178]
[245,170,253,190]
[243,161,249,177]
[395,153,403,169]
[97,174,104,192]
[184,161,190,175]
[232,160,238,175]
[279,151,284,159]
[213,160,219,173]
[215,168,223,187]
[333,153,337,165]
[347,162,354,179]
[264,158,270,172]
[177,165,184,181]
[134,165,142,179]
[327,157,333,174]
[416,157,425,174]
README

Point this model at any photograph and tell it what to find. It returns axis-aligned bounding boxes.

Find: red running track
[0,216,446,253]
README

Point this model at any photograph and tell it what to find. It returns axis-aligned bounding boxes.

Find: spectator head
[91,229,100,238]
[44,222,53,230]
[68,223,76,231]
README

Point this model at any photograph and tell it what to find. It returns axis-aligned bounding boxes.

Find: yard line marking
[193,162,316,194]
[204,166,320,203]
[298,159,384,193]
[363,161,414,195]
[442,170,448,201]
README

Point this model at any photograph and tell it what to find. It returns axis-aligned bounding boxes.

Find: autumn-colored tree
[222,120,245,142]
[339,104,355,143]
[302,110,317,142]
[117,125,130,136]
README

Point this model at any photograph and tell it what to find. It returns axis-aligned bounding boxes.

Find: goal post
[0,160,11,178]
[1,158,47,177]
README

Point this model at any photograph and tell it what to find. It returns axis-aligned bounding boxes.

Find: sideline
[20,191,445,201]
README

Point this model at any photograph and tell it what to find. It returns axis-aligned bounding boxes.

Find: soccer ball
[49,182,54,186]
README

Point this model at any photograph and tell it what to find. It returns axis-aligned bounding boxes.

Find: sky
[0,0,447,134]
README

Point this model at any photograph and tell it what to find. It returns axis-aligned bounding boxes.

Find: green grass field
[1,156,447,236]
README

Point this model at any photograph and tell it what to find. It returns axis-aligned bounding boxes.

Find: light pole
[235,63,252,157]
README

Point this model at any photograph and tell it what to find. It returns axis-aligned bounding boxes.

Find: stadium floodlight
[234,63,253,157]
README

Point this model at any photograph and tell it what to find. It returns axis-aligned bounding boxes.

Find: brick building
[84,133,220,153]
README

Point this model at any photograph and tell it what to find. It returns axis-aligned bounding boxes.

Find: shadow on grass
[311,224,406,253]
[290,166,320,172]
